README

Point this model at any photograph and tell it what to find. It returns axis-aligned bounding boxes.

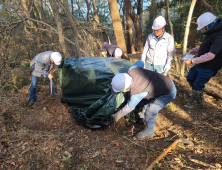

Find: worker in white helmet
[111,60,177,140]
[101,42,123,58]
[141,16,175,75]
[29,51,62,106]
[183,12,222,110]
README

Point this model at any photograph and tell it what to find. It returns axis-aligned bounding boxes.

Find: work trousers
[143,79,177,126]
[29,74,55,101]
[186,65,218,90]
[145,62,165,74]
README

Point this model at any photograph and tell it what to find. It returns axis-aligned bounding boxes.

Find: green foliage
[9,59,21,68]
[147,152,152,158]
[32,162,36,168]
[59,163,64,170]
[63,155,74,167]
[15,76,29,89]
[80,165,88,170]
[4,83,13,91]
[166,104,174,111]
[156,161,162,168]
[116,129,121,136]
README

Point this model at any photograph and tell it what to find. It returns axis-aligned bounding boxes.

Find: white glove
[163,64,171,74]
[111,113,122,122]
[111,104,134,122]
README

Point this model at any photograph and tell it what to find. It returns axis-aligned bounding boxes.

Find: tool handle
[146,139,180,170]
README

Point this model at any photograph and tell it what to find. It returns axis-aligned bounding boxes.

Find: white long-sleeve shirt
[141,32,175,67]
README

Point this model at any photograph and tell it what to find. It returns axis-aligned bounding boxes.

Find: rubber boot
[183,90,204,110]
[138,106,145,119]
[133,124,155,140]
[29,100,35,106]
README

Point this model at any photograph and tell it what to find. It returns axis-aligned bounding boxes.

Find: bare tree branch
[201,0,215,15]
[25,17,89,56]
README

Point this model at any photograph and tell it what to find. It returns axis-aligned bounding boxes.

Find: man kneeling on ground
[111,60,177,140]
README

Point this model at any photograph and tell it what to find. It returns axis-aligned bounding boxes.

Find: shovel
[49,71,53,97]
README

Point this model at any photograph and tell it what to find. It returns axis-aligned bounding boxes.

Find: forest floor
[0,49,222,170]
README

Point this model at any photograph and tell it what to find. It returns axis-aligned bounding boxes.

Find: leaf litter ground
[0,53,222,170]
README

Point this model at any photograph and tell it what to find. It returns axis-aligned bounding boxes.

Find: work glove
[163,64,171,74]
[48,74,53,79]
[111,113,122,122]
[111,104,134,122]
[101,52,106,57]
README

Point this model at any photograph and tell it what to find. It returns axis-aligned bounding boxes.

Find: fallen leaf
[21,150,27,155]
[116,160,124,163]
[64,151,71,156]
[102,149,107,153]
[17,142,23,147]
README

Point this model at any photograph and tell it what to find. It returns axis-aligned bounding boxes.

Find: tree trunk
[71,0,74,15]
[188,0,202,48]
[177,0,183,19]
[125,0,135,54]
[201,0,215,15]
[93,0,110,43]
[85,0,91,21]
[49,0,70,58]
[180,0,197,77]
[20,0,31,33]
[108,0,128,58]
[36,0,54,51]
[63,0,81,56]
[165,0,174,37]
[128,1,143,52]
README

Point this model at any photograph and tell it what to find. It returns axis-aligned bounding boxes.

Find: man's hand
[187,49,195,54]
[184,58,192,65]
[48,74,53,79]
[101,52,106,57]
[111,112,122,122]
[163,64,171,73]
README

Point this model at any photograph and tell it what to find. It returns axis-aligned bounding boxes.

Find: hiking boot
[183,90,204,110]
[133,124,154,140]
[51,93,60,96]
[29,100,35,106]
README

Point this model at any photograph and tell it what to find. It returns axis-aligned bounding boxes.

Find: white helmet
[152,16,166,30]
[197,12,216,30]
[114,48,123,59]
[111,73,132,94]
[51,52,62,65]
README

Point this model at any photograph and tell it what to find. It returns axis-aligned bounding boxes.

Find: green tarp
[58,57,135,128]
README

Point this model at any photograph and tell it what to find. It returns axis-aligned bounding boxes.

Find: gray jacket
[141,32,175,67]
[30,51,54,77]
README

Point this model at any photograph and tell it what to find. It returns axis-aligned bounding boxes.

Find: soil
[0,51,222,170]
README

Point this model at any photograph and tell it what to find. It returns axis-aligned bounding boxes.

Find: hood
[205,18,222,35]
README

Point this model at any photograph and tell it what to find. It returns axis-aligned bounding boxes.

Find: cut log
[203,87,222,100]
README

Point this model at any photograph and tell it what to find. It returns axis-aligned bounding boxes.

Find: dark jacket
[197,18,222,71]
[128,68,172,99]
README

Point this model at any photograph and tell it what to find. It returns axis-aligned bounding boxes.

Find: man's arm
[129,60,144,70]
[164,36,175,72]
[188,47,200,54]
[189,36,222,65]
[141,38,149,66]
[112,92,148,122]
